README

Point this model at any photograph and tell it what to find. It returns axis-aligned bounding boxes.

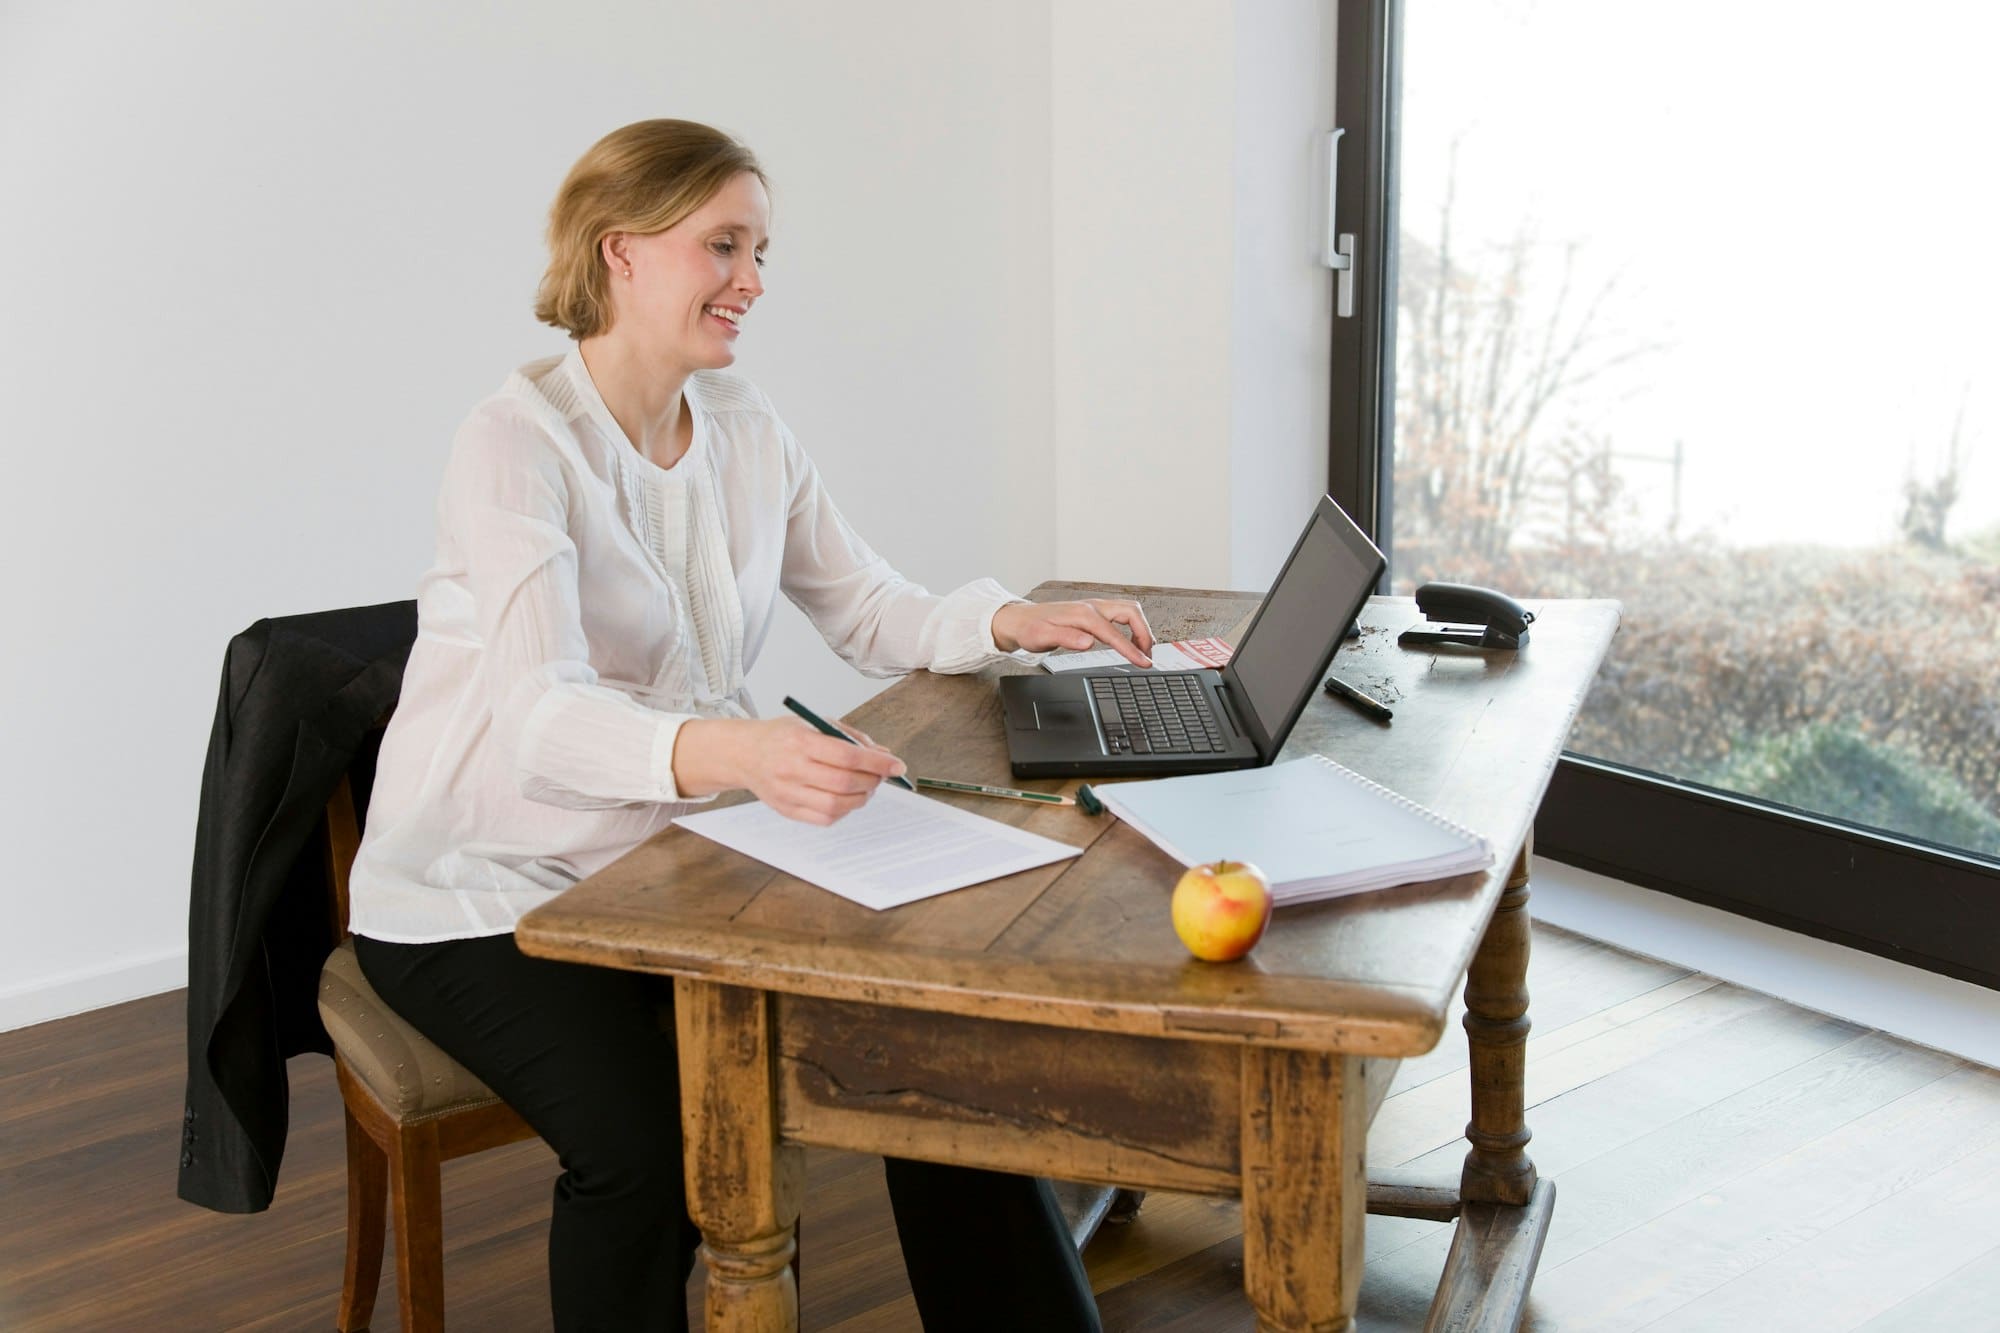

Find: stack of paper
[1090,756,1493,905]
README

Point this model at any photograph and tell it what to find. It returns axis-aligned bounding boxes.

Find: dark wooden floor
[5,923,1998,1330]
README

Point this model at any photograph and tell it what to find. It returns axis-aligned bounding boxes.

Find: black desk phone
[1400,582,1535,650]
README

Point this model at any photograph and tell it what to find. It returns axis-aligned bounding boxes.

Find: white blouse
[347,348,1036,943]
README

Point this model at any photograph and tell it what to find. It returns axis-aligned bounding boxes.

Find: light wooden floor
[4,922,1997,1330]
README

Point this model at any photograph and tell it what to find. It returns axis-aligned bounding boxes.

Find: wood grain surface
[676,979,804,1333]
[777,996,1245,1196]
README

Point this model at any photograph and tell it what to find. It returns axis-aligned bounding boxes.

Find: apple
[1170,860,1274,961]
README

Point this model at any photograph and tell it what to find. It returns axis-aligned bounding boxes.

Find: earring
[625,268,634,279]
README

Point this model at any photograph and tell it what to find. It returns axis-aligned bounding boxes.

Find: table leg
[1460,840,1538,1207]
[675,979,803,1333]
[1242,1049,1368,1332]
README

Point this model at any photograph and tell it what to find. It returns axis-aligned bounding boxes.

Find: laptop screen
[1225,497,1386,755]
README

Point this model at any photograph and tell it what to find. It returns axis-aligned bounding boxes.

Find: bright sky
[1398,0,1999,548]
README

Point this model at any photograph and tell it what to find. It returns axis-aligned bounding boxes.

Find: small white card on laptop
[1041,635,1234,674]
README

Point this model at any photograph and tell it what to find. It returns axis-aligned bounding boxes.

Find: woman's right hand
[671,716,907,824]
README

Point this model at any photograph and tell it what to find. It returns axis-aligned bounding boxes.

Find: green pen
[911,776,1074,807]
[782,695,916,790]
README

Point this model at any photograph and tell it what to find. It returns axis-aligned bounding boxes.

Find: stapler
[1399,582,1535,650]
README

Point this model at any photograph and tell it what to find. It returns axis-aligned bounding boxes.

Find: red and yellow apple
[1170,860,1274,961]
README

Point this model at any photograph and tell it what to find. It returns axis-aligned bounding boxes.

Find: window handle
[1323,129,1356,318]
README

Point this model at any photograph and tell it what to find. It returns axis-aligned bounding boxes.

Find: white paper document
[672,785,1083,911]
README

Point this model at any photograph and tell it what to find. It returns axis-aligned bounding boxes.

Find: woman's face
[609,171,770,371]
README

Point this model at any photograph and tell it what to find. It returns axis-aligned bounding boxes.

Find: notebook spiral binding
[1305,754,1492,854]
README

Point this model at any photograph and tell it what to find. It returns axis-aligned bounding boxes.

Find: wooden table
[516,586,1619,1332]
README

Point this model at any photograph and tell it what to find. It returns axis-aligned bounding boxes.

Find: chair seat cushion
[318,940,504,1120]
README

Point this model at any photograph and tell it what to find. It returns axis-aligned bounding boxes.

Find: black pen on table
[1323,674,1393,722]
[781,696,917,789]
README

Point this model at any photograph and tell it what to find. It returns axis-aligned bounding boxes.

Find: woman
[346,119,1151,1331]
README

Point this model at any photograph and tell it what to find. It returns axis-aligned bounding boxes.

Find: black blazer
[178,601,415,1214]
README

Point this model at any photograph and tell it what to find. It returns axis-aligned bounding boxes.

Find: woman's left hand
[991,599,1157,667]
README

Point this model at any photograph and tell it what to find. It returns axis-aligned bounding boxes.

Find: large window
[1332,0,2000,985]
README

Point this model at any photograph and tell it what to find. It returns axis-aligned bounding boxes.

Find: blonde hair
[534,119,767,340]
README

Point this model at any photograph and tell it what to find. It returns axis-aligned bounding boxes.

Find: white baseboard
[1531,856,2000,1071]
[0,949,188,1034]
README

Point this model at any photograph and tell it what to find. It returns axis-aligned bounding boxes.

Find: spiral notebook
[1091,755,1494,905]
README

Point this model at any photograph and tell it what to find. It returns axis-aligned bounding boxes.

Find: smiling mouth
[704,305,743,327]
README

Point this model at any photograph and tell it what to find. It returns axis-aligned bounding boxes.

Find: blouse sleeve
[774,422,1040,677]
[440,407,707,809]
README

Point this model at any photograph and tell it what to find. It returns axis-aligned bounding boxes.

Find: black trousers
[354,932,1101,1333]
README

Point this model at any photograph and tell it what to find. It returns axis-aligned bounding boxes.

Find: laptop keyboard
[1088,674,1229,754]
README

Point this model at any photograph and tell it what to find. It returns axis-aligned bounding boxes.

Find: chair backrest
[324,775,363,941]
[323,713,392,942]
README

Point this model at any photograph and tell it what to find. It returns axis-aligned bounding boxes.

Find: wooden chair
[316,770,538,1332]
[314,761,801,1330]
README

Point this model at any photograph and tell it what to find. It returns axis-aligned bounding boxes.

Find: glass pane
[1389,1,2000,860]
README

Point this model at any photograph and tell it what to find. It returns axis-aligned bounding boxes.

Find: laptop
[1001,494,1386,778]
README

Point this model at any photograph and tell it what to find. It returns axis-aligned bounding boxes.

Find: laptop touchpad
[1033,699,1093,732]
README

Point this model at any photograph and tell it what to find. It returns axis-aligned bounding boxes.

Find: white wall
[1048,1,1336,592]
[1,0,1338,1028]
[1230,0,1339,590]
[1050,1,1236,588]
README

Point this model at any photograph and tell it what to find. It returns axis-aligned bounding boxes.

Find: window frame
[1327,0,1400,554]
[1329,0,2000,991]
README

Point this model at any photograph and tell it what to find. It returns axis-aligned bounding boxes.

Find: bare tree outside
[1396,143,1663,569]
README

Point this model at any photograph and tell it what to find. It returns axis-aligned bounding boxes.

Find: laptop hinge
[1214,679,1250,742]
